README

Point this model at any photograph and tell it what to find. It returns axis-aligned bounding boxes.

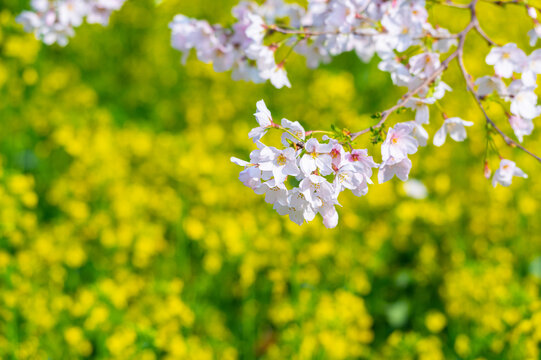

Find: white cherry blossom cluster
[231,100,380,228]
[169,0,459,89]
[17,0,126,46]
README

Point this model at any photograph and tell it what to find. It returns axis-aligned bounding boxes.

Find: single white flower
[258,147,300,184]
[378,157,413,183]
[409,52,441,78]
[406,121,429,147]
[248,100,274,142]
[381,123,418,161]
[510,91,540,120]
[492,159,528,187]
[508,115,534,143]
[433,117,474,147]
[280,118,305,146]
[475,76,506,97]
[299,138,333,176]
[404,97,435,124]
[254,179,289,206]
[485,43,526,78]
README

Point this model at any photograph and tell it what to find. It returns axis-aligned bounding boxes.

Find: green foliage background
[0,0,540,359]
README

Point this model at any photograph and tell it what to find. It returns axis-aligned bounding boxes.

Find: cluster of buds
[17,0,126,46]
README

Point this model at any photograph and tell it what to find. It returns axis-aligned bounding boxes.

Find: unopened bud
[484,161,491,179]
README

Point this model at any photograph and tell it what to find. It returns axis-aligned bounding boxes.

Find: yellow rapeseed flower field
[0,0,540,359]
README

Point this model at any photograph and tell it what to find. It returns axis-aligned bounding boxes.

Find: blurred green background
[0,0,540,359]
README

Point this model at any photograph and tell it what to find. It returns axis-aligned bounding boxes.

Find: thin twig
[456,49,541,162]
[474,23,499,46]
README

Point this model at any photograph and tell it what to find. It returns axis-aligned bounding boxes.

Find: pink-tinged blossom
[345,149,379,177]
[509,115,534,143]
[431,27,458,53]
[378,56,413,87]
[430,81,453,100]
[378,157,413,183]
[486,43,527,78]
[433,117,474,147]
[264,63,291,89]
[246,45,292,88]
[381,123,418,161]
[328,141,346,169]
[248,100,274,142]
[484,162,491,180]
[492,159,528,187]
[58,0,87,27]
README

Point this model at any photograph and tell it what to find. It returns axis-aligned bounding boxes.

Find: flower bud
[484,161,491,180]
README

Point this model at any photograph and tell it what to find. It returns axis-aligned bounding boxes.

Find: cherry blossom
[492,159,528,187]
[378,157,413,184]
[508,115,534,143]
[485,43,527,78]
[249,100,274,142]
[433,117,474,147]
[381,123,418,161]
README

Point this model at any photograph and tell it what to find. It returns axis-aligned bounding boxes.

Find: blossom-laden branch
[226,0,540,228]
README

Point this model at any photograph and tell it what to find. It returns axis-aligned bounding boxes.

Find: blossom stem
[305,130,334,136]
[276,125,303,142]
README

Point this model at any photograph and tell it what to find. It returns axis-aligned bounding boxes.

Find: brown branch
[267,25,459,40]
